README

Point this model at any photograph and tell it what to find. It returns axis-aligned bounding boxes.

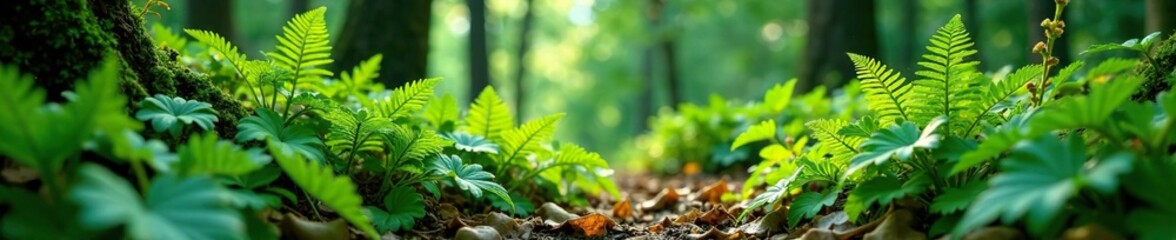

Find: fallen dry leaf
[649,217,675,233]
[536,202,579,224]
[863,209,926,240]
[674,209,704,224]
[740,208,788,235]
[814,211,849,230]
[454,226,501,240]
[559,213,617,238]
[278,213,349,240]
[1,164,37,184]
[692,179,728,204]
[611,198,633,219]
[1062,224,1116,240]
[697,207,734,225]
[641,188,681,211]
[687,226,734,240]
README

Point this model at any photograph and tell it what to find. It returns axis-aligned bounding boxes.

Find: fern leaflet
[848,53,913,126]
[913,14,982,134]
[806,119,863,162]
[964,65,1043,135]
[184,29,248,76]
[374,78,440,120]
[464,87,514,142]
[267,141,379,239]
[498,113,564,166]
[266,7,333,92]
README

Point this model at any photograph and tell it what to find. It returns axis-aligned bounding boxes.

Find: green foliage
[763,79,797,113]
[267,7,333,89]
[183,29,248,75]
[136,94,219,136]
[497,113,564,166]
[425,93,460,130]
[740,166,802,221]
[848,53,912,126]
[930,181,985,214]
[954,135,1133,236]
[373,78,441,120]
[429,154,514,209]
[330,54,384,102]
[847,118,944,174]
[268,142,379,239]
[844,176,929,221]
[236,108,325,162]
[176,133,270,176]
[465,87,514,142]
[912,14,981,134]
[1081,32,1164,56]
[967,65,1042,134]
[805,119,862,162]
[787,189,840,227]
[324,108,391,169]
[731,119,776,150]
[368,186,425,233]
[444,131,500,154]
[71,164,245,240]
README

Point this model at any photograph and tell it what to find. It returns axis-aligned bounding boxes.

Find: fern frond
[913,14,982,134]
[464,87,514,142]
[267,141,379,239]
[498,114,564,165]
[324,109,392,164]
[373,78,439,120]
[184,29,248,76]
[266,7,333,88]
[552,143,608,169]
[384,125,450,168]
[333,54,383,101]
[848,53,913,126]
[425,93,459,129]
[806,119,863,162]
[964,64,1043,135]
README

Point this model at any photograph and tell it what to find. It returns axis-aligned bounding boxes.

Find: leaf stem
[131,159,151,193]
[302,190,323,219]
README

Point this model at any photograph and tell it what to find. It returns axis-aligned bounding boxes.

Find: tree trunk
[513,0,536,123]
[897,0,919,73]
[467,0,491,104]
[637,0,658,131]
[1147,0,1176,35]
[336,0,433,89]
[963,0,983,70]
[650,0,682,107]
[187,0,245,54]
[1027,0,1069,66]
[798,0,879,91]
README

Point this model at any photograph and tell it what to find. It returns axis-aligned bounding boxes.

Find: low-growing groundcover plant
[0,6,615,239]
[727,1,1176,238]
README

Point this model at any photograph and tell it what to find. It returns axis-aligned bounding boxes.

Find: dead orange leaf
[611,198,633,219]
[648,217,675,233]
[693,179,728,204]
[561,213,616,237]
[641,188,680,211]
[697,207,733,225]
[674,209,703,224]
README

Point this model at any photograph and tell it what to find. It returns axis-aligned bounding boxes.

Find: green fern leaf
[787,189,840,227]
[324,109,391,164]
[805,119,863,162]
[177,133,271,176]
[184,29,248,76]
[963,65,1043,135]
[498,113,564,165]
[267,142,379,240]
[848,53,913,126]
[266,7,333,89]
[333,54,383,102]
[731,119,776,150]
[464,87,514,142]
[913,14,982,134]
[425,93,460,129]
[847,117,945,175]
[374,78,440,120]
[383,125,450,168]
[135,94,219,136]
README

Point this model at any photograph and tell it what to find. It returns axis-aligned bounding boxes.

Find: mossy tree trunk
[0,0,247,135]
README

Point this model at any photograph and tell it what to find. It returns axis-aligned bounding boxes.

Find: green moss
[1134,33,1176,101]
[0,0,116,100]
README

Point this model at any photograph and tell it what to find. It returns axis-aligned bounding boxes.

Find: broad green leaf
[847,117,945,175]
[1081,32,1163,55]
[464,87,514,142]
[740,166,803,221]
[954,135,1134,236]
[368,186,425,233]
[135,94,219,136]
[844,176,929,221]
[490,192,536,216]
[764,79,797,112]
[787,189,840,227]
[71,164,245,240]
[731,119,776,150]
[443,131,500,154]
[758,144,791,161]
[268,142,379,239]
[429,154,513,209]
[177,132,270,176]
[237,108,325,162]
[930,181,986,214]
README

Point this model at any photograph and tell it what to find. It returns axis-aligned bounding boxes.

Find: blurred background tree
[143,0,1156,164]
